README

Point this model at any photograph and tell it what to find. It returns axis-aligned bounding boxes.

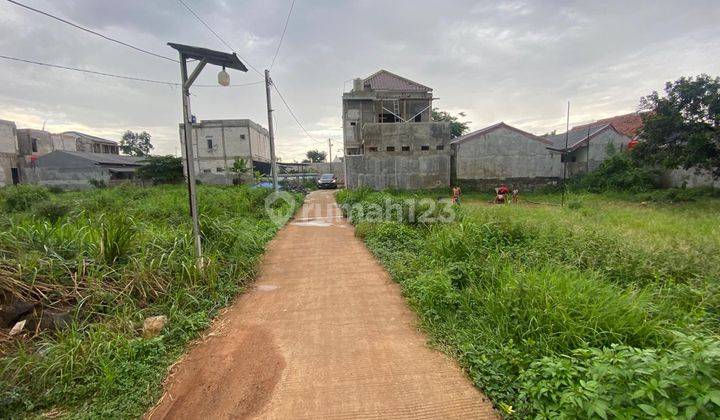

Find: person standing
[452,185,462,205]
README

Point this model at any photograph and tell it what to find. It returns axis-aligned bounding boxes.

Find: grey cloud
[1,0,719,159]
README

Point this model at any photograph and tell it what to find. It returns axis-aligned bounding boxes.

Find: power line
[271,79,324,144]
[6,0,178,63]
[269,0,295,70]
[175,0,263,76]
[0,54,263,88]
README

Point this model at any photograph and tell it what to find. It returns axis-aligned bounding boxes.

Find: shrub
[519,333,720,418]
[136,155,184,184]
[33,201,70,223]
[88,179,107,189]
[0,184,50,212]
[572,153,662,192]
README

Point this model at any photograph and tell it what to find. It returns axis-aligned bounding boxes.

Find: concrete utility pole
[265,69,279,191]
[328,138,333,163]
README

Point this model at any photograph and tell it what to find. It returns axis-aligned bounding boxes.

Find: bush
[33,201,70,223]
[519,333,720,418]
[0,184,50,212]
[572,153,662,192]
[136,155,184,184]
[88,179,107,189]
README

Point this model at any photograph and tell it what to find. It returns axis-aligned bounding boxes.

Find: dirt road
[148,190,495,419]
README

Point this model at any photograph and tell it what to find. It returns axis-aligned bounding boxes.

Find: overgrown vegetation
[571,152,663,192]
[337,188,720,418]
[0,184,299,418]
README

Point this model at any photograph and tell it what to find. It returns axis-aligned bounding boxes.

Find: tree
[120,131,154,156]
[634,74,720,178]
[136,155,183,184]
[305,149,327,163]
[432,108,471,139]
[230,158,251,175]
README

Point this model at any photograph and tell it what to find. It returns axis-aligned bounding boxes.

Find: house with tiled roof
[545,123,631,177]
[570,112,644,139]
[342,70,452,189]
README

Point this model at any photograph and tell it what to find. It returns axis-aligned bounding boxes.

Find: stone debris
[143,315,168,338]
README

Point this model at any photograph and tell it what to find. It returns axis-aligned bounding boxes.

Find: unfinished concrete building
[61,131,119,154]
[343,70,451,189]
[179,119,271,185]
[546,123,631,177]
[451,122,564,190]
[0,119,19,186]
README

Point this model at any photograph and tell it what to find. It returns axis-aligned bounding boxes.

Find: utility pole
[265,69,279,191]
[168,42,248,266]
[561,100,570,207]
[179,54,204,261]
[328,138,333,163]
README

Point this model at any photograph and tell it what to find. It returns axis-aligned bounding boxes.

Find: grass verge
[0,184,299,418]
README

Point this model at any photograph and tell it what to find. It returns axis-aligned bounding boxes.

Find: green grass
[338,188,720,418]
[0,184,299,418]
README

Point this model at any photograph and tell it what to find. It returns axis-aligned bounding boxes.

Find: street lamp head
[218,66,230,86]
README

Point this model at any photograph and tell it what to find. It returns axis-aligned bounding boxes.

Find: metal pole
[586,122,591,174]
[179,53,203,260]
[561,100,570,207]
[265,69,279,191]
[328,138,332,163]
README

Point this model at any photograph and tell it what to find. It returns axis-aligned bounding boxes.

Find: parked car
[317,173,338,189]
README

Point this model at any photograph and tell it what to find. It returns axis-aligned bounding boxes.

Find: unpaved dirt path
[148,190,496,419]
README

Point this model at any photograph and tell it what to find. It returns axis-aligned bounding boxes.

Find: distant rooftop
[571,112,644,139]
[362,70,432,92]
[49,150,145,165]
[62,131,118,145]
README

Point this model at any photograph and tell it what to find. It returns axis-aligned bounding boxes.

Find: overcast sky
[1,0,719,161]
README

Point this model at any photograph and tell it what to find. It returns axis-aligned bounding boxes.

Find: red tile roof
[571,112,644,138]
[363,70,431,92]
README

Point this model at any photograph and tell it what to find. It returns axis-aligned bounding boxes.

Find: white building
[179,119,271,184]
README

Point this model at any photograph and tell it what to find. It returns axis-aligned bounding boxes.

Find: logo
[264,191,297,226]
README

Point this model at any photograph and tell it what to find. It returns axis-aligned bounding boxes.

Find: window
[379,113,398,123]
[346,147,360,155]
[367,146,378,152]
[31,138,38,152]
[436,145,444,150]
[350,121,357,126]
[414,114,422,122]
[386,146,395,152]
[202,169,211,173]
[561,154,577,163]
[206,138,214,150]
[216,167,225,172]
[239,134,246,140]
[420,145,430,151]
[401,146,410,151]
[102,145,109,153]
[93,143,101,153]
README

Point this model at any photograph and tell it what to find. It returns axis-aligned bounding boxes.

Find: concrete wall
[566,129,631,177]
[24,165,109,190]
[345,122,451,189]
[665,168,720,188]
[0,120,18,186]
[179,119,270,185]
[308,162,345,183]
[454,126,563,183]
